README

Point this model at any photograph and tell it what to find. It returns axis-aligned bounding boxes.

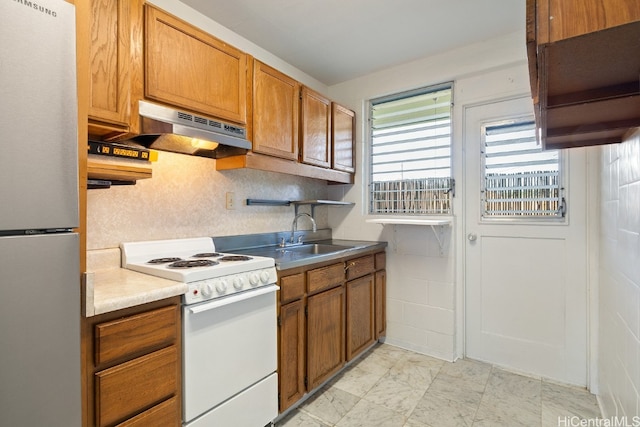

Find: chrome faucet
[290,212,316,244]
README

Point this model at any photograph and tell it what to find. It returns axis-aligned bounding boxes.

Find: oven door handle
[188,284,280,314]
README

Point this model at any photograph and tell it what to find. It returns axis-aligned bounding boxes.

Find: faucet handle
[297,235,303,244]
[279,237,286,247]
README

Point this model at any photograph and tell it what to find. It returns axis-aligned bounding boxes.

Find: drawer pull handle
[344,262,356,272]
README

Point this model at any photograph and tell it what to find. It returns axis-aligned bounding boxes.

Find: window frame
[366,82,454,217]
[478,116,567,224]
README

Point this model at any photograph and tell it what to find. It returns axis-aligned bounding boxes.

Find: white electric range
[121,237,279,427]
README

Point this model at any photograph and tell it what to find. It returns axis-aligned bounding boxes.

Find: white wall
[598,128,640,417]
[326,31,531,360]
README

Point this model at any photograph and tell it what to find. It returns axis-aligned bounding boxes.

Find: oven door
[183,284,278,426]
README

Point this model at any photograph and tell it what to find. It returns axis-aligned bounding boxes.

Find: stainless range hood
[130,100,251,158]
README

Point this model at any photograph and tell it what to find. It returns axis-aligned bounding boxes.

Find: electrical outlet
[225,192,236,210]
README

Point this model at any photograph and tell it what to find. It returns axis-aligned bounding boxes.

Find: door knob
[468,233,477,242]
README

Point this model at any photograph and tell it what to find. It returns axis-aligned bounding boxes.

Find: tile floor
[275,343,601,427]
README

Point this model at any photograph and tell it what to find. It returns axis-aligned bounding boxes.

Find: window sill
[365,216,453,226]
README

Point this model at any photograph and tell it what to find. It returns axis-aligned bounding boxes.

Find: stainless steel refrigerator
[0,1,81,425]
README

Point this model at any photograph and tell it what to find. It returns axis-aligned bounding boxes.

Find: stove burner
[168,259,219,268]
[192,252,222,258]
[219,255,253,262]
[148,257,183,264]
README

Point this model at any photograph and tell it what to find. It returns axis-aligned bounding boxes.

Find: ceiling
[180,0,526,86]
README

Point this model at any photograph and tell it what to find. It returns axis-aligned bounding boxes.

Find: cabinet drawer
[116,396,178,427]
[345,255,375,281]
[95,305,177,366]
[307,263,344,294]
[280,273,305,304]
[95,346,178,427]
[375,252,386,270]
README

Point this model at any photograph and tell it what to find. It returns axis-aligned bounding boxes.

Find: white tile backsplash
[598,128,640,418]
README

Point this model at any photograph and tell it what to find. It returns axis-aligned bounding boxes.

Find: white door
[463,96,588,385]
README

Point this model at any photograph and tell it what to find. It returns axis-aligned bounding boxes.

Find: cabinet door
[331,103,355,173]
[346,274,375,361]
[300,87,331,168]
[375,270,386,339]
[252,60,300,160]
[88,0,133,128]
[145,5,247,124]
[307,286,345,390]
[278,300,305,413]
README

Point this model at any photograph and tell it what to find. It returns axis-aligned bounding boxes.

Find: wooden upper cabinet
[300,87,331,168]
[252,60,300,160]
[345,274,375,361]
[88,0,142,135]
[331,103,355,173]
[538,0,640,43]
[145,5,247,124]
[527,0,640,149]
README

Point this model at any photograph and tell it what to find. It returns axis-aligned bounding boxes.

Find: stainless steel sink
[230,240,383,269]
[282,243,351,255]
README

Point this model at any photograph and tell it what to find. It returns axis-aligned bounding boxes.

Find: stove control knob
[216,280,228,294]
[260,271,271,284]
[201,283,213,298]
[233,277,245,290]
[249,273,259,286]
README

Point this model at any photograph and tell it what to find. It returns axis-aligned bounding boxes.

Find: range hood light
[191,138,219,151]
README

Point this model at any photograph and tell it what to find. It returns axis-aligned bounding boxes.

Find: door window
[481,119,565,219]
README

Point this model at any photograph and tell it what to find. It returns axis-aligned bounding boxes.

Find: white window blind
[369,84,453,215]
[482,120,564,218]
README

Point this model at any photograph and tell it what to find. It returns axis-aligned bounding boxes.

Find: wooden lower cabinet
[306,285,346,390]
[346,274,375,361]
[95,347,178,427]
[278,299,306,412]
[276,249,386,413]
[85,298,181,427]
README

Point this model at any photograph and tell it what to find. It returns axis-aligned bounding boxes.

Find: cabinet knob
[468,233,477,242]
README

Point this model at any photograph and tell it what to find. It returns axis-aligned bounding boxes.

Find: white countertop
[84,248,187,317]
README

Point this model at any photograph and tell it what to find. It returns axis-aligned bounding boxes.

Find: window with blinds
[482,119,565,218]
[369,84,453,215]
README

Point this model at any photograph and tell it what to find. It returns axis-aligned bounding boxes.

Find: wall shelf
[366,216,453,254]
[292,200,355,216]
